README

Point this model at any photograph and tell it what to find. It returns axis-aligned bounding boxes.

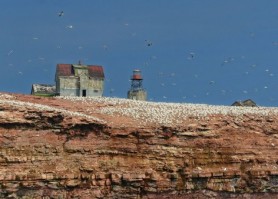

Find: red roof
[56,64,104,78]
[56,64,73,76]
[88,65,104,78]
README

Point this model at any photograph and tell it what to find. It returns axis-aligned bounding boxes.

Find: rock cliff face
[0,93,277,198]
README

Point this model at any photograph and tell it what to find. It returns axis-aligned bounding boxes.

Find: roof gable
[231,99,257,107]
[242,99,257,107]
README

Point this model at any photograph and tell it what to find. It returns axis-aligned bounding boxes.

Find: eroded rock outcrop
[0,93,277,198]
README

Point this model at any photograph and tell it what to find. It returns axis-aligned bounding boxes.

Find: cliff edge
[0,93,277,198]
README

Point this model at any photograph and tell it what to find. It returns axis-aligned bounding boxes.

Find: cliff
[0,93,277,198]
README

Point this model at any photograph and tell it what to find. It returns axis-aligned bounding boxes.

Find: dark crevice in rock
[0,123,35,129]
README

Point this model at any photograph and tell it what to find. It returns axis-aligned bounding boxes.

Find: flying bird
[145,40,152,47]
[58,11,64,17]
[7,50,14,56]
[209,80,215,85]
[188,52,195,60]
[66,25,74,29]
[221,57,234,66]
[102,44,108,51]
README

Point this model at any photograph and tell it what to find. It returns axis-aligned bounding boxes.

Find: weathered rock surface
[0,93,277,198]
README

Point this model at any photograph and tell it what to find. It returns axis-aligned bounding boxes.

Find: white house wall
[57,76,104,97]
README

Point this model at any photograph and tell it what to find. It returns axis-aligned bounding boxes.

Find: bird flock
[56,96,278,127]
[2,3,278,106]
[0,93,278,127]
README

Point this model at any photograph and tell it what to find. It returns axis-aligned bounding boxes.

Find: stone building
[55,63,104,97]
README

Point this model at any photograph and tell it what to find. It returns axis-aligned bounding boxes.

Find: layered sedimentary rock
[0,93,277,198]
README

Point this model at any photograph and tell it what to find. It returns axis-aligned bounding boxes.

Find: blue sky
[1,0,278,106]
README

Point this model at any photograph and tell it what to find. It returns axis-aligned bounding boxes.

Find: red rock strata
[0,93,277,198]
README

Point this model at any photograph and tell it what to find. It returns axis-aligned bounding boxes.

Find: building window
[94,90,98,93]
[82,90,86,97]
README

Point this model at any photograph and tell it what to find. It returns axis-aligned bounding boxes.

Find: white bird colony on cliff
[1,93,277,128]
[56,96,278,127]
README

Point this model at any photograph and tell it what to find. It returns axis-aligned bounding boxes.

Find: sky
[1,0,278,106]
